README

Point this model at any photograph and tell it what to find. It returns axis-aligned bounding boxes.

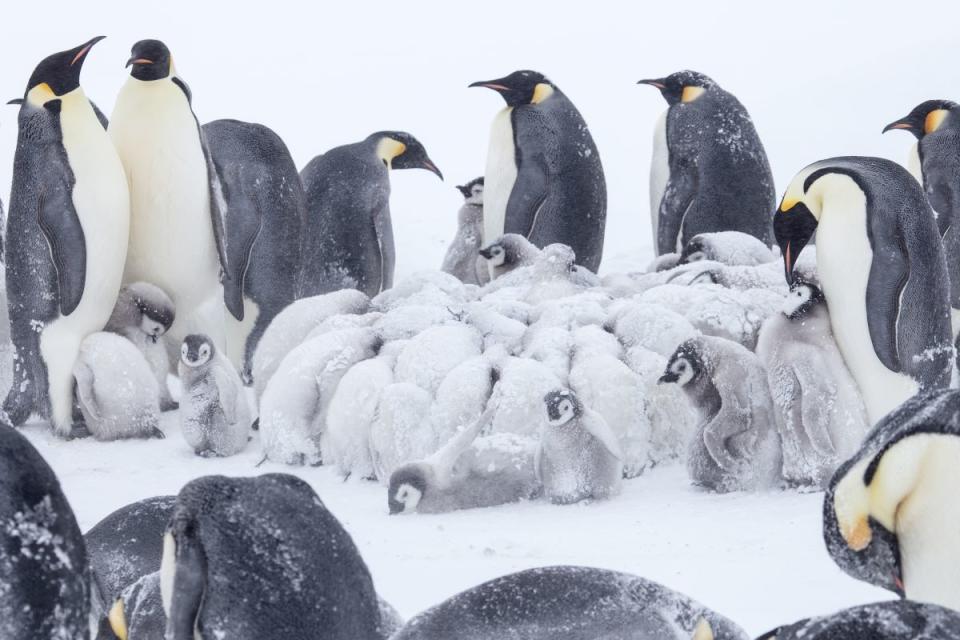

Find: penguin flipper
[582,409,623,461]
[221,188,264,321]
[865,245,908,373]
[792,360,837,457]
[37,190,86,316]
[212,367,239,425]
[374,203,396,292]
[504,153,549,240]
[657,156,697,256]
[88,100,108,130]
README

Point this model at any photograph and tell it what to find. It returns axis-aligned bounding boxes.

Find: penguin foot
[150,427,166,440]
[160,400,180,412]
[64,423,92,440]
[251,418,260,431]
[196,449,219,458]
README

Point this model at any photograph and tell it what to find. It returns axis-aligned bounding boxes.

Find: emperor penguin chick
[479,233,540,280]
[537,389,623,504]
[441,177,487,285]
[105,281,177,411]
[178,334,251,457]
[660,336,782,492]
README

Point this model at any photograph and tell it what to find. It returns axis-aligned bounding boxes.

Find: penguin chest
[817,199,917,422]
[483,107,518,244]
[649,110,669,246]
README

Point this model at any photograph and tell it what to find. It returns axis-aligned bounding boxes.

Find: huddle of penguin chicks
[76,281,252,458]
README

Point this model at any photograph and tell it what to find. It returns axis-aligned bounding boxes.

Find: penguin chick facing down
[471,70,606,272]
[73,332,164,441]
[441,177,487,285]
[298,131,442,299]
[537,390,623,504]
[639,71,775,255]
[160,474,383,639]
[825,389,960,610]
[660,336,782,492]
[178,334,251,458]
[757,600,960,640]
[479,233,540,280]
[679,231,776,267]
[105,281,178,411]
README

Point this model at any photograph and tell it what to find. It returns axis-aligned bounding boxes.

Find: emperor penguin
[470,70,607,272]
[639,71,775,255]
[478,233,541,280]
[441,177,486,285]
[390,566,749,640]
[3,37,131,437]
[109,39,228,364]
[0,425,90,639]
[160,474,383,639]
[774,156,954,424]
[758,601,960,640]
[298,131,443,298]
[826,388,960,611]
[105,572,165,640]
[883,101,960,336]
[203,119,306,377]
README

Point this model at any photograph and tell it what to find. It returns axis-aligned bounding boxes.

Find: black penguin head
[544,389,582,426]
[457,176,484,204]
[469,70,555,107]
[774,170,824,285]
[479,239,507,267]
[679,235,710,264]
[883,100,958,140]
[19,36,105,106]
[126,39,173,81]
[180,334,214,368]
[783,277,825,320]
[370,131,443,179]
[388,464,429,514]
[126,282,175,340]
[638,70,716,106]
[659,339,703,386]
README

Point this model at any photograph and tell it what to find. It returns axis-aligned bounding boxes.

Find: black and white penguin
[105,571,165,640]
[298,131,442,298]
[826,388,960,610]
[110,39,228,362]
[884,100,960,336]
[0,425,90,638]
[3,37,131,437]
[758,600,960,640]
[470,70,606,272]
[774,156,954,424]
[203,119,306,377]
[441,177,486,285]
[160,473,383,639]
[391,565,747,640]
[639,71,775,255]
[478,233,541,280]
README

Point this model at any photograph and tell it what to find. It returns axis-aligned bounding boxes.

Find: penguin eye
[200,345,210,359]
[181,344,188,357]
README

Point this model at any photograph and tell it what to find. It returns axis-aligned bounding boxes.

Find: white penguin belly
[817,193,918,424]
[907,143,923,183]
[483,107,517,244]
[649,110,669,249]
[898,438,960,610]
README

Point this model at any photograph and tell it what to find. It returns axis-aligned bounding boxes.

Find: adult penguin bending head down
[298,132,442,298]
[470,70,606,272]
[4,37,131,436]
[774,157,953,424]
[639,71,775,255]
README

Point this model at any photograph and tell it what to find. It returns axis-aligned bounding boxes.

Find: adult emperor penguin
[470,70,607,272]
[884,100,960,335]
[774,157,953,424]
[639,71,775,255]
[110,39,228,363]
[298,131,442,298]
[3,37,130,437]
[826,389,960,611]
[758,601,960,640]
[203,119,306,376]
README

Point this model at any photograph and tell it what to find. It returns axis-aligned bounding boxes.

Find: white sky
[1,0,957,273]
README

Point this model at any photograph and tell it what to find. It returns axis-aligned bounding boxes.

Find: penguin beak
[421,159,443,180]
[71,36,106,67]
[882,119,914,134]
[6,98,24,106]
[469,80,510,92]
[657,372,678,384]
[773,203,818,285]
[126,57,154,68]
[637,78,667,89]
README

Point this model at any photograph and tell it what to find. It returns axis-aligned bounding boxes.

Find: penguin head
[387,463,430,514]
[479,239,508,267]
[659,339,703,386]
[370,131,443,179]
[126,39,173,81]
[782,277,825,320]
[18,36,105,107]
[679,235,710,264]
[126,282,175,341]
[457,177,484,205]
[180,334,214,368]
[638,70,715,106]
[544,389,582,426]
[773,168,825,285]
[469,70,555,107]
[883,100,958,140]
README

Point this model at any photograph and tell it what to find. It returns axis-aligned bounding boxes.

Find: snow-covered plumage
[488,356,563,438]
[394,325,483,394]
[760,601,960,640]
[370,382,437,482]
[607,300,699,358]
[679,231,776,267]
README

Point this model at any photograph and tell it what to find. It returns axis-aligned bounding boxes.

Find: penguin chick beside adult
[774,156,954,424]
[441,177,487,285]
[4,37,131,437]
[639,71,775,255]
[471,70,606,272]
[298,131,442,298]
[178,334,251,457]
[826,388,960,611]
[203,119,306,377]
[105,281,177,411]
[479,233,540,280]
[660,336,782,492]
[537,390,623,504]
[755,279,868,487]
[679,231,776,267]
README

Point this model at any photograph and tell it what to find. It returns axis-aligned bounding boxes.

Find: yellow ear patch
[376,138,407,167]
[531,83,555,105]
[925,109,949,134]
[692,617,714,640]
[779,196,800,212]
[26,82,57,107]
[681,86,706,103]
[108,599,128,640]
